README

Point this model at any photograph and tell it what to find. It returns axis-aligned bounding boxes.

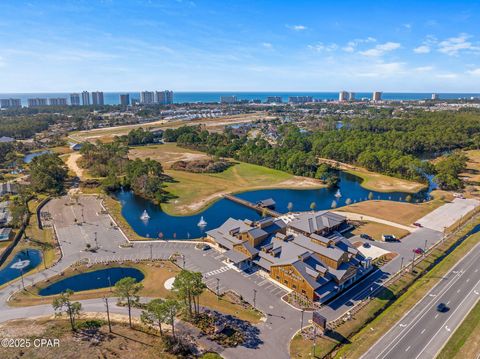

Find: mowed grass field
[130,143,324,215]
[337,191,451,226]
[345,168,427,193]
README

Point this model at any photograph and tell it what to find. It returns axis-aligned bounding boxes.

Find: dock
[223,194,282,217]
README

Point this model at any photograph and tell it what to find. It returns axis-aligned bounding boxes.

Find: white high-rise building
[348,92,356,101]
[140,91,155,104]
[49,98,67,106]
[431,93,439,100]
[339,91,348,102]
[0,98,21,108]
[155,90,174,105]
[372,91,382,102]
[220,95,237,104]
[70,93,80,106]
[92,91,104,106]
[82,91,90,106]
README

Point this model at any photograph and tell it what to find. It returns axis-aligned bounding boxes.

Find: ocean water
[1,92,479,107]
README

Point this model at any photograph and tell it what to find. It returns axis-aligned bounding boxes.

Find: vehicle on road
[413,222,423,227]
[360,233,373,240]
[382,234,397,242]
[436,303,449,312]
[413,247,424,255]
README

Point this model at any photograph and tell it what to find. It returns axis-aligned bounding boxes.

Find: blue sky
[1,0,480,92]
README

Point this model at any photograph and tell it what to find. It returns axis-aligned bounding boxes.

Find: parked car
[382,234,397,242]
[360,233,372,240]
[363,242,371,248]
[413,247,424,255]
[413,222,423,227]
[436,303,449,312]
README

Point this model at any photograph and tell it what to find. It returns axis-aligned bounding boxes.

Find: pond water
[39,267,144,296]
[23,150,51,163]
[0,249,42,286]
[115,171,435,239]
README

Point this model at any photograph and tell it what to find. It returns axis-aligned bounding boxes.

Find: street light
[400,256,404,269]
[216,278,220,300]
[253,289,257,309]
[424,239,428,253]
[150,243,153,261]
[300,309,305,334]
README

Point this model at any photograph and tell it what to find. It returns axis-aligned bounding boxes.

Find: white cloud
[467,68,480,76]
[342,37,376,52]
[359,42,401,57]
[438,33,479,56]
[414,66,434,72]
[262,42,273,49]
[308,42,338,52]
[357,62,406,77]
[436,73,458,79]
[414,45,430,54]
[287,24,307,31]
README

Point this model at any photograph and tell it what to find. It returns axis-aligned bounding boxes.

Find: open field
[337,193,450,226]
[318,157,427,193]
[10,260,262,323]
[437,299,480,359]
[129,143,210,169]
[290,218,480,358]
[349,221,410,241]
[0,319,184,359]
[70,112,273,143]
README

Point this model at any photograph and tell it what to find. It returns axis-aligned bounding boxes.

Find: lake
[23,150,51,163]
[115,171,435,239]
[39,267,145,296]
[0,249,42,286]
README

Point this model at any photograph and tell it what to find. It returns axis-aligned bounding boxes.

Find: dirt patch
[66,152,85,179]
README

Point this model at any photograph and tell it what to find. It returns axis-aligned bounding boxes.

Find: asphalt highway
[362,241,480,359]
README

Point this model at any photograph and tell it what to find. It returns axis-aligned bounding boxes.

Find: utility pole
[216,278,220,300]
[400,256,404,269]
[20,267,25,290]
[300,309,304,334]
[150,243,153,260]
[104,297,112,333]
[424,239,428,253]
[312,324,317,358]
[411,251,416,271]
[182,254,186,269]
[253,289,257,309]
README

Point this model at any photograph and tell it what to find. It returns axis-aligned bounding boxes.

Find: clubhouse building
[206,211,372,302]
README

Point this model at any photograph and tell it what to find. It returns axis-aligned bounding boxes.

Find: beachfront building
[338,91,348,102]
[0,98,21,108]
[220,95,237,104]
[266,96,282,104]
[288,96,313,104]
[27,98,48,107]
[70,93,80,106]
[372,91,382,102]
[155,90,174,105]
[82,91,90,106]
[207,211,371,302]
[92,91,104,106]
[140,91,155,105]
[120,94,130,106]
[48,98,67,106]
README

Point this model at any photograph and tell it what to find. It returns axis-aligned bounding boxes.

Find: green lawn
[161,162,322,215]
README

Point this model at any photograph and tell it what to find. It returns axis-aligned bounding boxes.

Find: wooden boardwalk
[223,194,281,217]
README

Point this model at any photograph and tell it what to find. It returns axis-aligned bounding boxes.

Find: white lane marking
[445,326,451,332]
[405,346,411,352]
[435,314,439,319]
[421,328,426,334]
[447,301,450,305]
[457,289,461,293]
[399,324,407,328]
[467,278,471,283]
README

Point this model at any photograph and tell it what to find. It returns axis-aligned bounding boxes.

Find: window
[284,280,288,285]
[292,284,296,289]
[302,289,306,294]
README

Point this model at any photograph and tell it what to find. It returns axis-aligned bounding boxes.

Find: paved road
[362,241,480,359]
